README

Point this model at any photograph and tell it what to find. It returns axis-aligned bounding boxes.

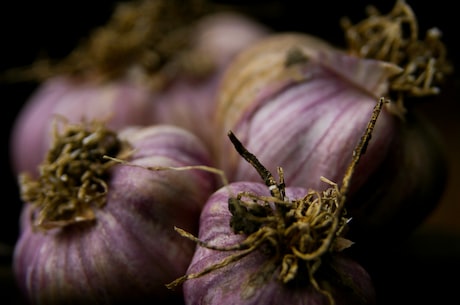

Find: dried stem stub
[166,98,388,303]
[19,120,127,230]
[341,0,452,111]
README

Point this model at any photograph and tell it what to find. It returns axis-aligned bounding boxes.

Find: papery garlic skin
[10,76,153,178]
[183,182,376,305]
[13,125,217,305]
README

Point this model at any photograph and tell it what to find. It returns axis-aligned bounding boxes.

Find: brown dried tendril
[166,97,388,304]
[341,0,452,111]
[19,119,126,230]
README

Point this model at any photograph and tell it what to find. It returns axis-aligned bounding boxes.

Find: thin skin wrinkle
[67,233,98,304]
[82,220,114,303]
[288,92,370,186]
[202,194,238,242]
[106,156,207,271]
[110,191,191,278]
[233,79,331,168]
[238,80,349,187]
[107,180,185,276]
[41,239,62,303]
[100,212,151,293]
[124,162,201,224]
[263,86,350,183]
[54,234,70,302]
[22,230,44,303]
[246,74,342,142]
[122,128,210,166]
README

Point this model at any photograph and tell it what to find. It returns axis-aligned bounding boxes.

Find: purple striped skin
[213,33,447,244]
[183,182,376,305]
[13,125,217,305]
[10,76,154,178]
[233,71,395,192]
[216,46,398,192]
[222,57,446,243]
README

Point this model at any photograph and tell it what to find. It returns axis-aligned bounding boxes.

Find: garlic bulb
[212,0,451,242]
[167,98,386,305]
[180,182,376,305]
[13,123,217,304]
[214,33,400,189]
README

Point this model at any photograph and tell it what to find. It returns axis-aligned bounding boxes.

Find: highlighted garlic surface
[13,124,217,305]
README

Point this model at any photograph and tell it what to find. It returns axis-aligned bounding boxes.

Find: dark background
[1,1,459,304]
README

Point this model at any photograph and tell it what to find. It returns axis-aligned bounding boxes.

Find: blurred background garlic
[148,10,269,150]
[8,0,270,179]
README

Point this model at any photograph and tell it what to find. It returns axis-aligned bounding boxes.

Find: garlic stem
[340,97,387,197]
[228,130,284,200]
[341,0,452,111]
[19,120,125,230]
